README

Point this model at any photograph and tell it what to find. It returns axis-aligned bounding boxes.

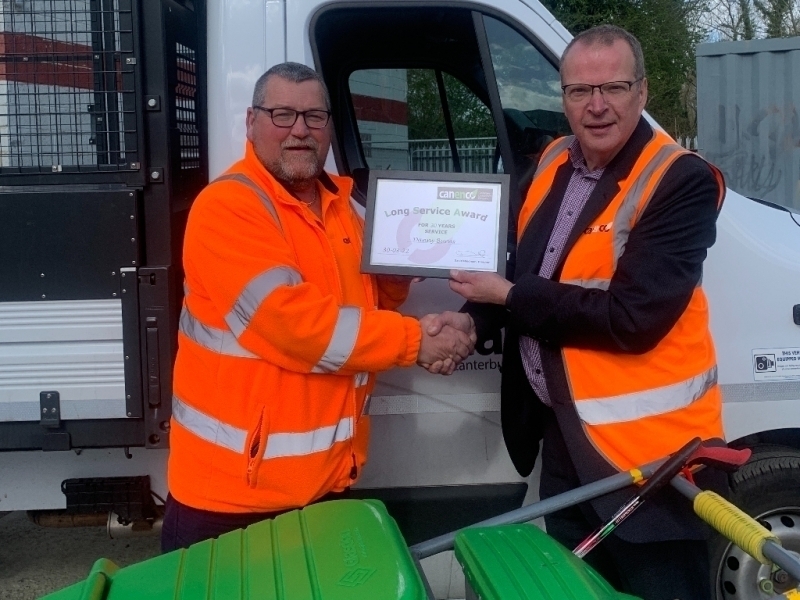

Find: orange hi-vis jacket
[169,142,421,513]
[519,129,726,472]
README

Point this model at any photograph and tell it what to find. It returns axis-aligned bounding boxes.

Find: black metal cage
[0,0,139,175]
[0,0,208,452]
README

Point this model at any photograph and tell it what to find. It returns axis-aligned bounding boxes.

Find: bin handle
[78,558,119,600]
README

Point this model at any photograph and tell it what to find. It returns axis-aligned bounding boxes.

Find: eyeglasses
[561,79,643,103]
[253,106,331,129]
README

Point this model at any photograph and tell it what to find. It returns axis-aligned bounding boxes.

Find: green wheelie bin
[455,524,642,600]
[41,499,427,600]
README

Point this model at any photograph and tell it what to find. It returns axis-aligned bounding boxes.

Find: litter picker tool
[573,436,703,558]
[573,439,753,558]
[410,440,750,561]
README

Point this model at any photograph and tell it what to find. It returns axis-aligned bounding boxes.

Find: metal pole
[409,460,662,559]
[411,553,437,600]
[670,475,800,583]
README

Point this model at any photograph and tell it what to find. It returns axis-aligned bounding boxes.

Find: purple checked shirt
[519,139,605,406]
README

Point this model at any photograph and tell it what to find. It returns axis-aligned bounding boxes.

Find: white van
[1,1,799,598]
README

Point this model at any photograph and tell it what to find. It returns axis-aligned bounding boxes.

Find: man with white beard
[162,62,476,551]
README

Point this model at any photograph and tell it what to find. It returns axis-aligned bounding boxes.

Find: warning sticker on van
[752,348,800,381]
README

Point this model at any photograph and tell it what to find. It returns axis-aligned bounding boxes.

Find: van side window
[483,17,571,186]
[348,68,496,173]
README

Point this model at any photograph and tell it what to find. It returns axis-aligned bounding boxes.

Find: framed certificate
[361,171,510,279]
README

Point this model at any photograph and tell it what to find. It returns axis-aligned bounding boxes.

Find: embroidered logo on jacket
[584,222,613,234]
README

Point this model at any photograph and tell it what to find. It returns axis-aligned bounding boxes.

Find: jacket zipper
[313,203,359,483]
[246,408,266,486]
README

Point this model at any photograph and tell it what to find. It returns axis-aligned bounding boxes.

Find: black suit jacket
[465,117,726,542]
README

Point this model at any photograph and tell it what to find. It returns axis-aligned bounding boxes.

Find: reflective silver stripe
[172,395,247,453]
[355,372,369,387]
[312,306,362,373]
[263,417,353,459]
[173,396,354,460]
[225,267,303,337]
[533,136,573,179]
[179,307,257,358]
[560,278,610,291]
[361,394,372,416]
[575,366,718,426]
[213,173,283,234]
[612,143,686,269]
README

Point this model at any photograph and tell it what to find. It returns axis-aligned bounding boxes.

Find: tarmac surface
[0,511,160,599]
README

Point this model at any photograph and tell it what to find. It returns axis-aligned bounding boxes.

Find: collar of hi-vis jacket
[518,116,657,248]
[233,141,374,309]
[239,140,354,216]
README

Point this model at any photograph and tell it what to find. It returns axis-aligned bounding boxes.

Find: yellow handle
[694,491,780,564]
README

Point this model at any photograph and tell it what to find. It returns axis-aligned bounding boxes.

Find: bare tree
[703,0,760,39]
[754,0,793,36]
[704,0,800,38]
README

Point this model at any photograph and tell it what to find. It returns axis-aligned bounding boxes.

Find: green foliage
[407,70,495,140]
[542,0,704,139]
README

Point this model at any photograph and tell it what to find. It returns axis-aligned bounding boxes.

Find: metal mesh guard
[0,0,138,174]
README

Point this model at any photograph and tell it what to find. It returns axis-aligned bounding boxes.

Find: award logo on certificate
[361,171,510,278]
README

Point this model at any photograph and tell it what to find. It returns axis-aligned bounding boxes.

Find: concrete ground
[0,511,160,599]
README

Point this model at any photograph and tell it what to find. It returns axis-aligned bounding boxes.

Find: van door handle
[794,305,800,326]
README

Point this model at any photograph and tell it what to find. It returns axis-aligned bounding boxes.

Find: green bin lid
[455,524,641,600]
[42,499,426,600]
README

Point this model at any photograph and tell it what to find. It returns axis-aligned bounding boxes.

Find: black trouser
[539,409,712,600]
[161,488,350,553]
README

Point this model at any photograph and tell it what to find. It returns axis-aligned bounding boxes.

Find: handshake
[416,311,477,376]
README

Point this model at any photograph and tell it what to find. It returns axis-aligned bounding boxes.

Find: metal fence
[410,137,496,173]
[362,136,702,172]
[361,137,497,173]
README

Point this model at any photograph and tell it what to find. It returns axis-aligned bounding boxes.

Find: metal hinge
[40,391,61,428]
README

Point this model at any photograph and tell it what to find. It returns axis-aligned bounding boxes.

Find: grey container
[696,36,800,210]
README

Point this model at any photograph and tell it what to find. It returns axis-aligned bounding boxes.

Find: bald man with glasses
[433,25,727,599]
[162,62,476,552]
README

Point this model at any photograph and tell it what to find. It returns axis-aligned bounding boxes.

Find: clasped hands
[417,311,477,375]
[416,270,513,375]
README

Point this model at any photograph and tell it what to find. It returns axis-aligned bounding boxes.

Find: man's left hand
[449,270,513,305]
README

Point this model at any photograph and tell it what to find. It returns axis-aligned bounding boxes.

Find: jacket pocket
[245,408,267,488]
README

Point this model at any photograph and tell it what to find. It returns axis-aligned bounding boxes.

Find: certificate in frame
[360,170,510,279]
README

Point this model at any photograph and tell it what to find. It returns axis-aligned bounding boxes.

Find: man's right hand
[423,311,477,343]
[417,312,476,375]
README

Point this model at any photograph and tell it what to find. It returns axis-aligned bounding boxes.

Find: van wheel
[712,445,800,599]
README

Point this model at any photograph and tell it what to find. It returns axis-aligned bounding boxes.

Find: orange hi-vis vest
[169,142,421,513]
[519,130,726,472]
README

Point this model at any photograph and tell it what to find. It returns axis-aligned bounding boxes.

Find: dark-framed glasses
[561,79,643,103]
[253,106,331,129]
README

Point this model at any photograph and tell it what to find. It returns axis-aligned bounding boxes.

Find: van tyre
[712,445,800,599]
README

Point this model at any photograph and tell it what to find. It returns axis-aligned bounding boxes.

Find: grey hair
[252,62,331,110]
[561,25,646,81]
